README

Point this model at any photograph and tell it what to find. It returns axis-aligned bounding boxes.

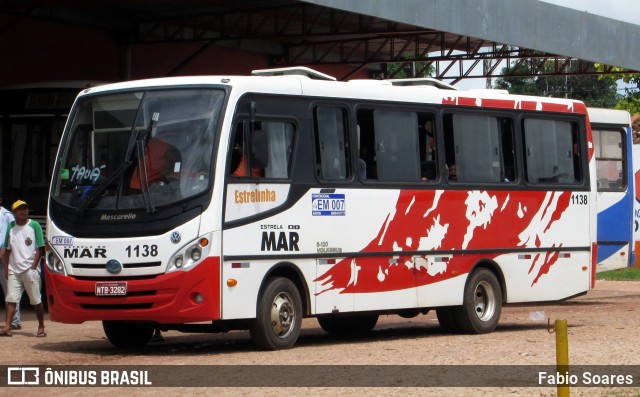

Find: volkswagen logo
[170,231,181,244]
[106,259,123,275]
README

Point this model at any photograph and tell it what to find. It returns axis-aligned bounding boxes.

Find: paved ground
[1,280,639,396]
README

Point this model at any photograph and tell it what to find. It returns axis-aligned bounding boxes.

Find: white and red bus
[45,68,597,349]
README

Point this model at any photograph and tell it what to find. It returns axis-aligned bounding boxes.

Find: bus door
[593,124,635,271]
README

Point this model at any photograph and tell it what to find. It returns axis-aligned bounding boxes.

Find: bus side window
[357,109,376,180]
[419,115,438,180]
[314,106,350,180]
[261,121,295,179]
[444,113,514,183]
[523,118,581,184]
[372,109,421,182]
[230,121,264,178]
[593,128,625,191]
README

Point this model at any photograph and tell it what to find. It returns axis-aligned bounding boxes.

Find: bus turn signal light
[227,279,237,287]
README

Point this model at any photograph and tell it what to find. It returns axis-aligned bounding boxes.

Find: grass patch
[597,266,640,281]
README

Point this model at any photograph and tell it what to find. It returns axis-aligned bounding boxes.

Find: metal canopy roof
[1,0,638,82]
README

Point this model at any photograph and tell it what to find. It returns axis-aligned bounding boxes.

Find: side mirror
[250,130,269,168]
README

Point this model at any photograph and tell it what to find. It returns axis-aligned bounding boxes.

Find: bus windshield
[52,88,224,211]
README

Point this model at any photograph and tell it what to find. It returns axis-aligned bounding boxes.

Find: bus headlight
[46,250,66,275]
[166,234,212,273]
[174,256,184,269]
[190,248,202,261]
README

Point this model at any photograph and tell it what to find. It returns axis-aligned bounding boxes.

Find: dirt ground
[1,280,640,396]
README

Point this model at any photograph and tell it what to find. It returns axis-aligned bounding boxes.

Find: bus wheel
[102,320,154,348]
[317,314,379,335]
[251,277,302,350]
[436,307,461,333]
[454,269,502,334]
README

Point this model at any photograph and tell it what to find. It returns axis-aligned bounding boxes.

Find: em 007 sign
[312,193,345,216]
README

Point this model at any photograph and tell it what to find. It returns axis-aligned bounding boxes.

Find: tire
[102,320,154,348]
[317,314,379,335]
[250,277,302,350]
[453,268,502,334]
[436,307,461,333]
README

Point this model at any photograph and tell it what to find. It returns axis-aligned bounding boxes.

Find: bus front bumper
[44,257,221,324]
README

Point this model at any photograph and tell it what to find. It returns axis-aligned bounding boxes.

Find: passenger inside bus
[230,123,264,178]
[129,137,182,190]
[448,163,457,181]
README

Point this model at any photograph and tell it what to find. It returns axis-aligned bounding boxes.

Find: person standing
[0,200,46,337]
[0,192,20,330]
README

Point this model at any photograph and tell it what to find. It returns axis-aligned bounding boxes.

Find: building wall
[0,15,368,86]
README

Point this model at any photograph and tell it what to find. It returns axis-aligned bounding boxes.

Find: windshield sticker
[71,164,106,183]
[312,193,346,216]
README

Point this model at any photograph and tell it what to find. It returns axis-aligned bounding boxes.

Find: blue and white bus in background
[588,107,635,271]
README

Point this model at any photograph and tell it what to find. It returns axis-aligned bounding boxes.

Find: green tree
[494,60,621,108]
[382,54,436,79]
[595,64,640,115]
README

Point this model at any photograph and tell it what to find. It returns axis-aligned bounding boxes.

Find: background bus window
[523,119,581,184]
[444,113,514,183]
[314,106,350,180]
[593,128,625,190]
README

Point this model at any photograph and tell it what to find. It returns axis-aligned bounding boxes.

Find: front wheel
[454,268,502,334]
[250,277,302,350]
[102,321,154,348]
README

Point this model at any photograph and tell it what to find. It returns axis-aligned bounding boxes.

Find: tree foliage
[494,61,621,108]
[380,54,436,79]
[595,64,640,116]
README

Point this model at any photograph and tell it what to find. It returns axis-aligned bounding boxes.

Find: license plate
[95,281,127,296]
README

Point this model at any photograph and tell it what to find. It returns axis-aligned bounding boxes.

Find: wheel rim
[270,291,296,338]
[473,280,496,321]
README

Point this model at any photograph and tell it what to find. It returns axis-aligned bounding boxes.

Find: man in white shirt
[0,200,46,337]
[0,192,20,330]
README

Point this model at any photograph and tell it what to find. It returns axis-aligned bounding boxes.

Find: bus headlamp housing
[46,249,67,275]
[166,234,212,273]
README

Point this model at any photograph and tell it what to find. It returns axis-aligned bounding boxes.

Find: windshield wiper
[136,139,156,213]
[135,111,159,213]
[74,160,133,214]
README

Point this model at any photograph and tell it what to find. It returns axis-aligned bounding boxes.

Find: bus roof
[587,107,631,125]
[78,69,586,114]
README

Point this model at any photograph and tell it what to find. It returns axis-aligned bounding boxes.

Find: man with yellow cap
[0,200,46,337]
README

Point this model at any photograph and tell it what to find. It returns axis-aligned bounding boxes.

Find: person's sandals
[36,328,47,338]
[0,329,12,337]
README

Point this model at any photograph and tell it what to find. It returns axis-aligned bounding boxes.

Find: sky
[453,0,639,89]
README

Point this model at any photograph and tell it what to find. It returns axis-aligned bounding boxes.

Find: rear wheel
[102,320,154,348]
[250,277,302,350]
[454,268,502,334]
[317,314,379,335]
